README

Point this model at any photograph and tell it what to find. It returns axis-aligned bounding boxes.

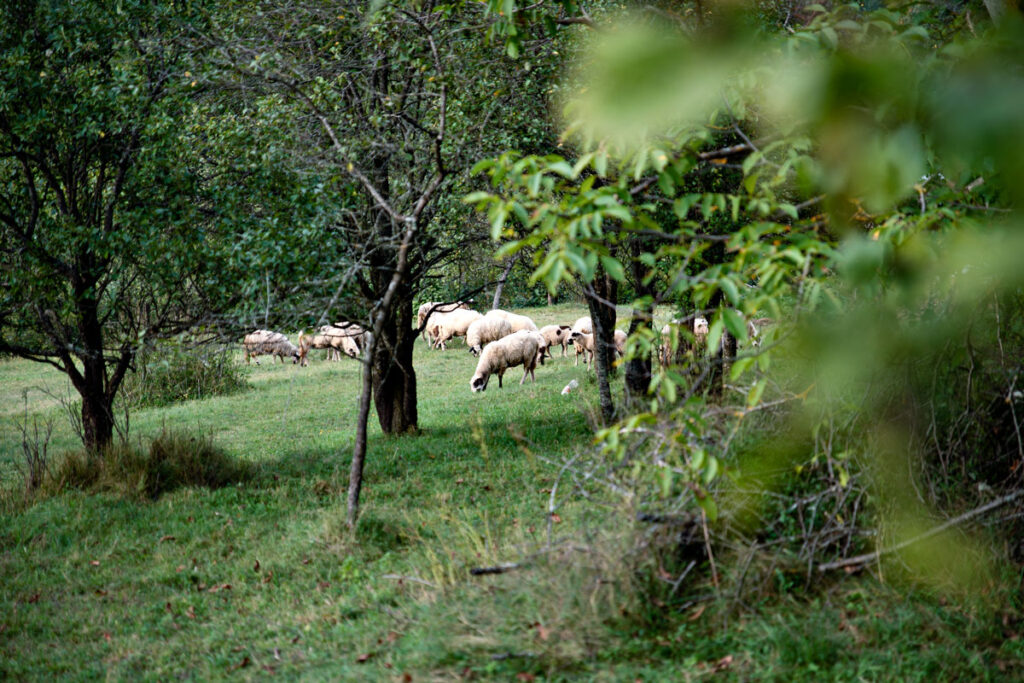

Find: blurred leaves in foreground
[470,1,1024,592]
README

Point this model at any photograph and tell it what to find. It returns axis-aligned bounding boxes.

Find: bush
[120,342,248,408]
[46,429,248,500]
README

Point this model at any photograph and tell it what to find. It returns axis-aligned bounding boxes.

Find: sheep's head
[469,345,481,356]
[693,317,710,336]
[470,373,488,392]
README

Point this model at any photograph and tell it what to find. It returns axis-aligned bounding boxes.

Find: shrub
[45,429,248,500]
[120,342,249,409]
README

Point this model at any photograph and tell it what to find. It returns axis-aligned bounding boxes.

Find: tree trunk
[492,256,516,310]
[585,271,619,423]
[348,336,376,526]
[372,292,418,434]
[625,239,655,405]
[78,287,116,453]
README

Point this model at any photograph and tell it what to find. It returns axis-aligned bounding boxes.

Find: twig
[381,574,437,587]
[469,562,523,576]
[817,488,1024,572]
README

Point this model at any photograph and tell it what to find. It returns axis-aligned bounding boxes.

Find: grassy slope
[2,303,1020,680]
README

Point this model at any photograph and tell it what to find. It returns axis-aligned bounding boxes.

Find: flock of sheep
[241,302,741,394]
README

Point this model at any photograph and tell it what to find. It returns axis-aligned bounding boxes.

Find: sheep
[296,323,367,366]
[431,309,483,350]
[487,309,539,334]
[572,316,593,334]
[538,324,573,359]
[571,317,593,365]
[243,330,299,365]
[470,330,541,392]
[466,313,514,356]
[659,316,709,367]
[569,330,595,370]
[417,301,472,341]
[614,329,627,358]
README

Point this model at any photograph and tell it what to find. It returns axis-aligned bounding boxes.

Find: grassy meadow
[2,303,1021,680]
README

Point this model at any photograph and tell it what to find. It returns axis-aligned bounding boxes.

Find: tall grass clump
[120,341,248,409]
[45,429,248,500]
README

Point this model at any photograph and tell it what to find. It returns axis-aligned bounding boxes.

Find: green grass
[1,303,1020,680]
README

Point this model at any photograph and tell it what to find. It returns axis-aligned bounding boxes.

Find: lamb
[538,324,573,358]
[431,308,483,350]
[469,330,542,392]
[487,309,539,334]
[569,330,595,370]
[417,301,472,341]
[571,317,593,365]
[243,330,299,365]
[466,313,514,356]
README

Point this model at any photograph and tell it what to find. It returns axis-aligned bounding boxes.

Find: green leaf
[697,493,718,522]
[719,278,740,306]
[463,191,491,204]
[600,255,626,282]
[730,356,754,380]
[723,308,748,343]
[746,378,767,408]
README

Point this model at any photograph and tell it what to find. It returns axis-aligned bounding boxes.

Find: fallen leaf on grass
[159,535,175,543]
[263,572,274,584]
[90,560,100,566]
[356,652,374,663]
[386,631,400,643]
[712,655,733,672]
[253,560,261,572]
[185,605,196,619]
[549,513,562,524]
[27,593,40,604]
[228,656,251,672]
[687,604,706,621]
[102,632,112,643]
[208,583,232,592]
[94,589,108,597]
[516,674,535,682]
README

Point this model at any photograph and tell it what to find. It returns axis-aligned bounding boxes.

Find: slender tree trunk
[492,256,516,311]
[348,336,375,526]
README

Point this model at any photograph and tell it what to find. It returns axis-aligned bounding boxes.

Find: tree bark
[624,239,655,405]
[585,271,619,423]
[372,291,418,434]
[492,256,516,310]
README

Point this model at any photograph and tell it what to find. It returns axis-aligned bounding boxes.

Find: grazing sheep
[487,309,538,334]
[569,330,595,370]
[572,316,593,334]
[432,309,483,350]
[538,324,573,358]
[469,330,541,392]
[613,329,627,358]
[243,330,299,365]
[417,301,471,341]
[467,313,514,356]
[297,323,367,366]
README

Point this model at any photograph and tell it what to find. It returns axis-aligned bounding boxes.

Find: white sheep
[417,301,471,341]
[569,330,595,370]
[613,329,627,358]
[571,316,593,365]
[538,324,573,358]
[469,330,541,392]
[466,313,514,355]
[659,316,709,367]
[431,309,483,350]
[572,316,593,334]
[243,330,299,365]
[486,309,539,334]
